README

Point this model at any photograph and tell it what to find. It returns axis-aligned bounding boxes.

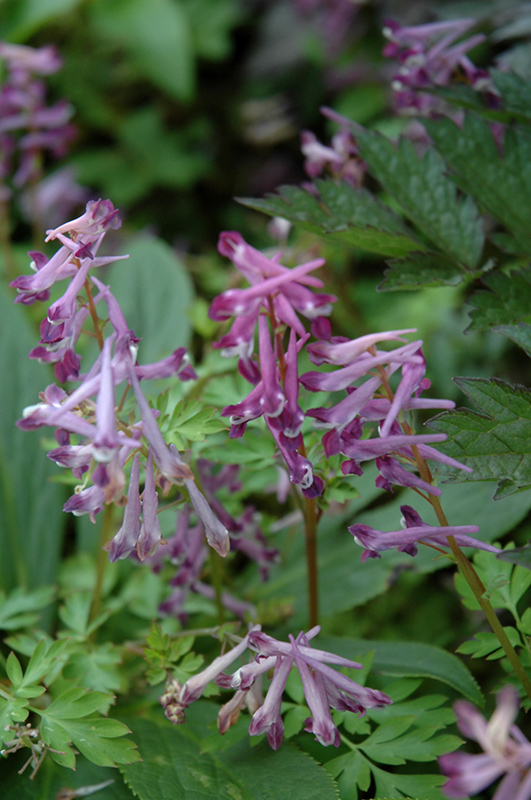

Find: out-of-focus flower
[440,687,531,799]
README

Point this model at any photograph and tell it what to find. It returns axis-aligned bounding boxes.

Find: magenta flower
[440,687,531,800]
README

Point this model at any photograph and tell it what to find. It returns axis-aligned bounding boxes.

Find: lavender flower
[440,687,531,800]
[179,625,392,750]
[349,504,502,562]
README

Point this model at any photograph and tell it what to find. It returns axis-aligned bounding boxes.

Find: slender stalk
[84,277,104,350]
[373,352,531,700]
[88,503,114,630]
[304,494,319,627]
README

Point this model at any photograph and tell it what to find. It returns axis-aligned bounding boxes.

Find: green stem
[412,446,531,702]
[88,503,114,631]
[447,534,531,703]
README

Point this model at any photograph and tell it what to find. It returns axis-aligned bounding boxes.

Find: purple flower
[349,504,502,562]
[180,626,261,706]
[108,454,142,562]
[440,687,531,800]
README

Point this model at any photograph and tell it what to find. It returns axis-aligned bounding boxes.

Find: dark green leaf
[427,114,531,252]
[492,69,531,124]
[380,251,466,291]
[427,377,531,496]
[120,713,338,800]
[469,273,528,340]
[354,127,484,268]
[90,0,195,101]
[239,180,424,257]
[495,322,531,357]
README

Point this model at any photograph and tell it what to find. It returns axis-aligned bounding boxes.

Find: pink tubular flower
[440,687,531,800]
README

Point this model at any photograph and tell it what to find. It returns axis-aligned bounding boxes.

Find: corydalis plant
[11,199,230,561]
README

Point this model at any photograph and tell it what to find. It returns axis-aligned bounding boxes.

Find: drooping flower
[349,504,501,562]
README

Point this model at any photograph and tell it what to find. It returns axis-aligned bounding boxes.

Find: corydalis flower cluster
[210,232,336,497]
[0,42,76,201]
[302,329,494,559]
[177,625,392,750]
[12,200,231,560]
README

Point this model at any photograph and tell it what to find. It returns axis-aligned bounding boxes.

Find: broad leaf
[354,126,485,268]
[107,234,195,365]
[318,637,482,705]
[90,0,195,101]
[120,712,338,800]
[0,0,84,39]
[239,180,424,257]
[0,289,66,592]
[427,377,531,497]
[428,114,531,252]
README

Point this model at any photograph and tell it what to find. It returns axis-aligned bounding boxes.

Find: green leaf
[456,628,522,660]
[42,688,112,719]
[427,114,531,252]
[493,69,531,124]
[63,643,122,693]
[354,127,485,268]
[371,762,448,800]
[107,235,195,365]
[427,377,531,496]
[380,251,466,291]
[495,322,531,357]
[183,0,243,60]
[326,750,371,800]
[120,713,338,800]
[361,719,461,765]
[40,692,139,770]
[0,0,84,39]
[239,179,424,257]
[0,289,66,592]
[0,585,55,631]
[90,0,195,101]
[6,651,23,687]
[0,697,29,744]
[466,268,531,331]
[317,637,483,705]
[2,753,136,799]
